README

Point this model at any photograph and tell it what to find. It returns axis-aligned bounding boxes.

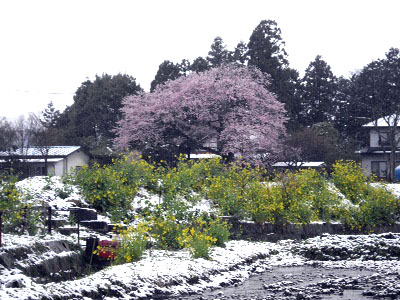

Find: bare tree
[0,117,17,152]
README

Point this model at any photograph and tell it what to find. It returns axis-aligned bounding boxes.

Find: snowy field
[0,176,399,299]
[1,233,400,299]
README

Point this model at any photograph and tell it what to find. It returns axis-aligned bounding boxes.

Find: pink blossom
[114,64,287,163]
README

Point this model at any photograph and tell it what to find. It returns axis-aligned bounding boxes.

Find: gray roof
[0,146,81,157]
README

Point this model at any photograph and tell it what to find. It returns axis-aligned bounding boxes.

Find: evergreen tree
[190,56,210,73]
[232,41,249,65]
[350,48,400,122]
[247,20,301,130]
[41,101,60,129]
[300,55,338,127]
[333,77,355,135]
[248,20,288,74]
[56,73,142,153]
[150,60,183,92]
[284,122,357,169]
[207,36,232,67]
[348,48,400,181]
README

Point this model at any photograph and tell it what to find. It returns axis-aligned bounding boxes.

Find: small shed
[0,146,89,177]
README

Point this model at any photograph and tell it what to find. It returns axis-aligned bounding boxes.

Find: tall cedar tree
[232,41,249,65]
[150,60,185,92]
[247,20,301,130]
[207,37,232,67]
[300,55,338,127]
[333,77,355,136]
[41,101,60,129]
[114,64,287,164]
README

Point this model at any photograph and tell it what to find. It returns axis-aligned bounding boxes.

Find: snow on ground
[0,232,75,249]
[385,183,400,198]
[0,238,289,300]
[16,176,86,210]
[1,177,399,299]
[1,233,400,300]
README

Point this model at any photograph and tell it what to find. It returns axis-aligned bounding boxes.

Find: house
[358,115,400,179]
[0,146,90,177]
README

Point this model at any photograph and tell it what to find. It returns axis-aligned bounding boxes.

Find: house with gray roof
[0,146,89,177]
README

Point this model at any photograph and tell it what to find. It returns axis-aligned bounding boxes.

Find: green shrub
[179,226,216,259]
[179,216,230,259]
[291,169,343,222]
[204,216,230,247]
[150,213,184,250]
[158,156,225,218]
[0,175,41,235]
[245,181,283,224]
[114,223,149,263]
[330,160,369,204]
[207,163,260,218]
[74,155,156,222]
[341,184,400,229]
[331,160,400,229]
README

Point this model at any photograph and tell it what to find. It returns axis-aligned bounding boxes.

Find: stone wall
[0,238,83,284]
[226,219,400,242]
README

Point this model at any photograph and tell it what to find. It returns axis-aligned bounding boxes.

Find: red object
[98,240,119,260]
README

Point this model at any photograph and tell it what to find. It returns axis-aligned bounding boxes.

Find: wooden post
[77,221,80,246]
[22,206,27,233]
[48,207,52,234]
[0,211,3,247]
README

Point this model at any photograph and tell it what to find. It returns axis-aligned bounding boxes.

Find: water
[180,266,379,300]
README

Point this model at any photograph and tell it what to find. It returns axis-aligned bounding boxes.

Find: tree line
[1,19,399,168]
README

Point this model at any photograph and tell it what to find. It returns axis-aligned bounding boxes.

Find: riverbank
[1,233,399,299]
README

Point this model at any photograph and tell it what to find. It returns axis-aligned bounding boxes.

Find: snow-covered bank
[0,239,294,300]
[1,233,400,300]
[0,233,83,289]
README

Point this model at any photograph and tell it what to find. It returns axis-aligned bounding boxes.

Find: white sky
[1,0,399,120]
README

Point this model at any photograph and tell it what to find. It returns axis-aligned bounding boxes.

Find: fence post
[48,207,52,234]
[77,221,80,246]
[0,211,3,247]
[22,206,27,233]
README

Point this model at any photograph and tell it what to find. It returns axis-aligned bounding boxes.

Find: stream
[178,265,399,300]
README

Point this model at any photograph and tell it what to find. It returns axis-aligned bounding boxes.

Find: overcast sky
[1,0,399,120]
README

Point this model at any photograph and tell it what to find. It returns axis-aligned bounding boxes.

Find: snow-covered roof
[363,114,400,127]
[188,153,221,159]
[272,162,325,167]
[0,146,81,157]
[0,158,64,163]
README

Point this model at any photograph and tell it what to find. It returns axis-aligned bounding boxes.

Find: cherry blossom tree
[114,64,287,163]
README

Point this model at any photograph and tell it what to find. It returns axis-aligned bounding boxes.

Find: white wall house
[0,146,90,177]
[358,116,400,179]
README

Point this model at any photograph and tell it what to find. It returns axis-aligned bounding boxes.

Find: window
[35,166,46,176]
[371,161,387,178]
[378,132,390,146]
